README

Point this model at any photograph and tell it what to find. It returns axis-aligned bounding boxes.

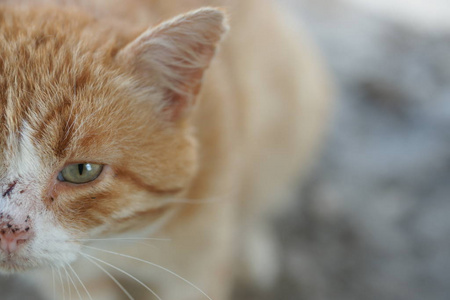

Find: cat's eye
[57,163,103,184]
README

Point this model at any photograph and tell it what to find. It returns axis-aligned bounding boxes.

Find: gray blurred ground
[2,0,450,299]
[256,0,450,299]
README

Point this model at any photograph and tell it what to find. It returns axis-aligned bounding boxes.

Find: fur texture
[0,0,331,299]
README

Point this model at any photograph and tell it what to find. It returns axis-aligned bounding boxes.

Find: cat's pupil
[78,164,84,176]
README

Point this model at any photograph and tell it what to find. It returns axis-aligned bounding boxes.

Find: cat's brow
[34,101,74,159]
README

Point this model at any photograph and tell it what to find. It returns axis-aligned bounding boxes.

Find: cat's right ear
[116,8,228,120]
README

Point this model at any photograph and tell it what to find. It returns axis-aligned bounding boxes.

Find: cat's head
[0,5,228,272]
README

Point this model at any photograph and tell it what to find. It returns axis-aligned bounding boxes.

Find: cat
[0,0,331,299]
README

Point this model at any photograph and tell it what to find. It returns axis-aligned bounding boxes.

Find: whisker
[69,238,168,249]
[64,263,83,300]
[162,198,222,205]
[51,266,56,300]
[64,111,78,141]
[161,189,236,206]
[133,241,159,249]
[67,263,93,300]
[82,253,134,300]
[72,105,106,138]
[80,252,161,300]
[81,245,212,300]
[62,265,72,300]
[57,267,66,300]
[74,239,160,249]
[72,238,171,242]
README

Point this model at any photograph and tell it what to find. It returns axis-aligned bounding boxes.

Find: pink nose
[0,222,32,254]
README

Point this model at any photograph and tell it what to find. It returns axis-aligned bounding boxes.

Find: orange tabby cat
[0,0,331,299]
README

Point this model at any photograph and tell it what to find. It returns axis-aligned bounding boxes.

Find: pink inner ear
[116,8,228,120]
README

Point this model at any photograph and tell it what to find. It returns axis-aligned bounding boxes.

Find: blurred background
[2,0,450,299]
[237,0,450,299]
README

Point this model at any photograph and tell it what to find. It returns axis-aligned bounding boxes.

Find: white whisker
[82,253,135,300]
[51,266,56,300]
[57,267,66,300]
[64,110,78,141]
[72,105,106,137]
[65,264,83,300]
[67,263,93,300]
[163,198,222,205]
[62,265,72,300]
[69,238,168,249]
[81,245,212,300]
[72,237,171,242]
[161,190,235,206]
[133,241,159,249]
[80,252,161,300]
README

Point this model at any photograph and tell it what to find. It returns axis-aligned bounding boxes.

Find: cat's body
[0,0,331,299]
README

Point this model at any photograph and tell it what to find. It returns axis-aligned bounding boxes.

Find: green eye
[57,163,103,184]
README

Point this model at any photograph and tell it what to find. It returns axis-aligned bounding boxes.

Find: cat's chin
[0,251,78,274]
[0,257,41,273]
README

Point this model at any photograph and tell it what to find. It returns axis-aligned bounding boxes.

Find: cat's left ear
[117,8,228,120]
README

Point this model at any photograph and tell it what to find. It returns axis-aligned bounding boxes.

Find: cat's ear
[117,8,228,120]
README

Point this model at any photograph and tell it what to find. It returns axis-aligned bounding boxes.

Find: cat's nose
[0,217,32,253]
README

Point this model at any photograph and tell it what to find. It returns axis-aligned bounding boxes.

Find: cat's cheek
[50,192,119,235]
[39,165,121,233]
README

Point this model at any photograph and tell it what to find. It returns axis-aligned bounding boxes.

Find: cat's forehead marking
[0,7,150,166]
[16,121,40,175]
[5,120,41,180]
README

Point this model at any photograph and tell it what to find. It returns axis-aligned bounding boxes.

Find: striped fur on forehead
[0,6,147,161]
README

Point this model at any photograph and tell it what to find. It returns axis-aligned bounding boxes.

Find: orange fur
[0,0,332,299]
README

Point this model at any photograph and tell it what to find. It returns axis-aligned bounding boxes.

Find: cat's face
[0,6,227,272]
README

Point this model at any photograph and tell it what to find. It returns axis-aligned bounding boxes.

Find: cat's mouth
[0,255,37,273]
